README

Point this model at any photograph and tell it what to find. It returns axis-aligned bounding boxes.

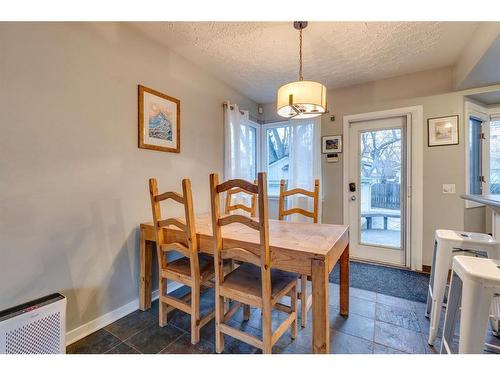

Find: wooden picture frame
[427,115,459,147]
[138,85,180,153]
[322,135,342,154]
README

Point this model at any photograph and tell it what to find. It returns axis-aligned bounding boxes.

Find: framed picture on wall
[138,85,180,153]
[427,115,459,147]
[322,135,343,153]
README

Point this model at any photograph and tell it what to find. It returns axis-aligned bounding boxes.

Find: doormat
[329,261,429,303]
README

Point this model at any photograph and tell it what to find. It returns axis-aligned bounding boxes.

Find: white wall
[0,22,257,332]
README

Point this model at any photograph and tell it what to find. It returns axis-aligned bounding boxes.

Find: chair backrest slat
[281,187,316,198]
[218,214,260,231]
[220,246,261,266]
[157,218,187,232]
[218,179,259,194]
[278,179,320,223]
[160,242,191,258]
[155,191,185,204]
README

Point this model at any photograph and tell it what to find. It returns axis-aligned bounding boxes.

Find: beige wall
[263,67,498,267]
[0,23,257,332]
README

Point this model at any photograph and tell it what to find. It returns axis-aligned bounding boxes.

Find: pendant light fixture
[276,21,327,119]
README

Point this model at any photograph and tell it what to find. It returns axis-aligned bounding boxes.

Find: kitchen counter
[461,194,500,237]
[461,194,500,210]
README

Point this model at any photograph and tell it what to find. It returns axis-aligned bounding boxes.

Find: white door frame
[343,105,424,271]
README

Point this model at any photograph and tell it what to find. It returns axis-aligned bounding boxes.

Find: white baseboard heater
[0,293,66,354]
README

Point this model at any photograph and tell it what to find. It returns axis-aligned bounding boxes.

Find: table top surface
[142,213,349,257]
[461,194,500,208]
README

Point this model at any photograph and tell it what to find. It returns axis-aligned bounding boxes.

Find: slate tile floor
[67,284,500,354]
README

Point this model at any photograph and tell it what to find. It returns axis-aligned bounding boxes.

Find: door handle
[350,196,356,201]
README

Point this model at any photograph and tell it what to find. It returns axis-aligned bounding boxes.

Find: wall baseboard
[65,282,182,346]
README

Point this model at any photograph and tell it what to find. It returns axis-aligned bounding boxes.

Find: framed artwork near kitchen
[138,85,180,153]
[427,115,459,147]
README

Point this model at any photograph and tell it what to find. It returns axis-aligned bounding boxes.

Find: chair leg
[441,271,462,353]
[215,293,225,353]
[425,240,437,318]
[301,274,308,328]
[159,278,168,327]
[291,282,298,340]
[243,304,251,321]
[428,242,451,346]
[459,279,493,353]
[262,303,273,354]
[191,284,201,345]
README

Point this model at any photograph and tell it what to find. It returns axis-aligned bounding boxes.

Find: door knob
[350,196,356,201]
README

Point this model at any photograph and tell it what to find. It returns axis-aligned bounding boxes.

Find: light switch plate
[442,184,456,194]
[326,153,339,163]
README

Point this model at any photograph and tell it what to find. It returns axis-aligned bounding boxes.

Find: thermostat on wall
[326,153,339,163]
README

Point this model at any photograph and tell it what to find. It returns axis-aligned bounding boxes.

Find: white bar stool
[425,229,500,346]
[440,256,500,353]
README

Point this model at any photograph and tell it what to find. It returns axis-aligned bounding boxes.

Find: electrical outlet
[442,184,456,194]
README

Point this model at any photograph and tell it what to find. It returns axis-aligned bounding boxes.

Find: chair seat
[453,256,500,285]
[221,263,297,303]
[435,229,500,251]
[167,253,215,280]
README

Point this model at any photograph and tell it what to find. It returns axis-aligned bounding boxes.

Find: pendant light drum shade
[276,80,327,119]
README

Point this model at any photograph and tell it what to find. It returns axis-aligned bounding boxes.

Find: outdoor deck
[361,212,401,248]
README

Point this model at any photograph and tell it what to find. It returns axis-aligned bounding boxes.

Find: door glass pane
[490,119,500,193]
[359,128,402,249]
[469,118,482,195]
[265,125,289,196]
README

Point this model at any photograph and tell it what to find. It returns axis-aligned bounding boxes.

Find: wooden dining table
[138,213,349,354]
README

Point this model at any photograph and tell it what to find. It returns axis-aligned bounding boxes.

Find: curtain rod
[222,102,263,124]
[222,102,245,115]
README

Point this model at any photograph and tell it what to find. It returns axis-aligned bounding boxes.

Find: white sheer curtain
[223,101,255,210]
[286,117,322,222]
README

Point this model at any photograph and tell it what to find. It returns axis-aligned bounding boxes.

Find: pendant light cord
[299,28,303,81]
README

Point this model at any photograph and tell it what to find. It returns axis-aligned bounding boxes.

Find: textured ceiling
[132,22,480,103]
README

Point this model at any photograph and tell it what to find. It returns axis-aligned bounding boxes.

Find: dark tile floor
[67,283,500,354]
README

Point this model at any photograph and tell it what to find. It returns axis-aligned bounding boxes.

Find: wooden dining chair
[149,178,216,344]
[278,178,319,328]
[224,179,257,217]
[210,172,299,354]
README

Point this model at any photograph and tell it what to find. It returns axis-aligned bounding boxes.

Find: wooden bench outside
[361,210,400,230]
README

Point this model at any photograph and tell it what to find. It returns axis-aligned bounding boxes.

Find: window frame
[464,100,493,208]
[240,118,261,181]
[488,108,500,195]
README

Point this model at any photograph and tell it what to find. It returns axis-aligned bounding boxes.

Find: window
[224,107,321,203]
[225,115,259,182]
[264,123,290,196]
[237,122,258,179]
[490,119,500,193]
[465,101,500,204]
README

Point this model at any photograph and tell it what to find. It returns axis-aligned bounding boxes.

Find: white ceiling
[132,22,480,104]
[468,91,500,105]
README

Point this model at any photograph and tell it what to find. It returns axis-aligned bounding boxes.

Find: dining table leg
[339,244,349,316]
[311,257,330,354]
[139,228,153,311]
